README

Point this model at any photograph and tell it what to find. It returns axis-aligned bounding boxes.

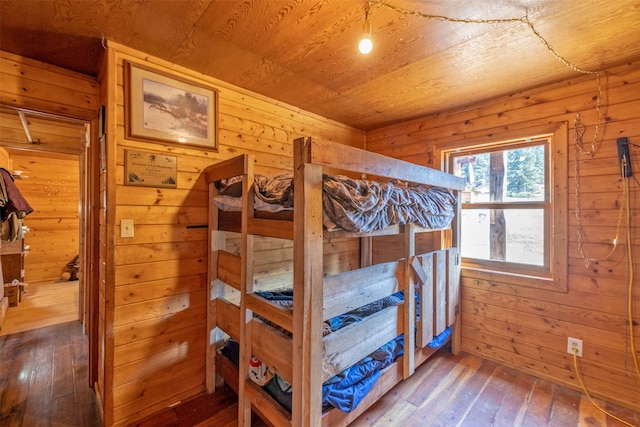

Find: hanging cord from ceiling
[573,112,622,269]
[372,1,601,74]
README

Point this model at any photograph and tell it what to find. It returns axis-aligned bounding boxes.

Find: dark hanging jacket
[0,168,33,222]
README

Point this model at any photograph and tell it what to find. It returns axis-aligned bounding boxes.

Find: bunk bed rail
[299,136,466,191]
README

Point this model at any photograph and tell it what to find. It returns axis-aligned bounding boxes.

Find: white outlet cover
[567,337,583,357]
[121,219,134,238]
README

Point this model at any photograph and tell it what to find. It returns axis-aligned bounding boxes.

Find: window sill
[461,266,568,293]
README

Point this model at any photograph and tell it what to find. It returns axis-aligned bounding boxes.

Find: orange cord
[571,348,636,427]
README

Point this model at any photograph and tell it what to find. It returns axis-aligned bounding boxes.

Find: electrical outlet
[567,337,583,357]
[121,219,134,238]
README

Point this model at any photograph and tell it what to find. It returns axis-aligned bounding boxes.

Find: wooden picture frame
[125,60,218,151]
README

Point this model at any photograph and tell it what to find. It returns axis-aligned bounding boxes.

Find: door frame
[0,106,99,388]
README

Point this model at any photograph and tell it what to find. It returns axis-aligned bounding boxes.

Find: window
[441,124,568,291]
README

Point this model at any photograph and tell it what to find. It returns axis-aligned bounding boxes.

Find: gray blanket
[217,174,456,233]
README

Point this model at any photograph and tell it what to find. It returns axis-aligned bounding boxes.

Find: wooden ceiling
[1,0,640,134]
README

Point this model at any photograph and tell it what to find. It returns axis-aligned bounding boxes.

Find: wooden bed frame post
[450,192,462,355]
[360,236,373,267]
[293,137,324,426]
[207,181,225,393]
[238,156,256,427]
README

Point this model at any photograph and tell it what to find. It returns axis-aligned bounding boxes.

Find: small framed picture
[125,60,218,151]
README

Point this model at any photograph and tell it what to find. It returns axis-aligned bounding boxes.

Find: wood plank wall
[0,51,99,121]
[366,59,640,412]
[102,42,364,426]
[5,150,80,283]
[0,147,10,169]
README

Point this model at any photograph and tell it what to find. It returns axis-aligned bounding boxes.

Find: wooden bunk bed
[204,136,466,426]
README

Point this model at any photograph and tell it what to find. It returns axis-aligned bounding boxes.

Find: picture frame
[125,60,218,151]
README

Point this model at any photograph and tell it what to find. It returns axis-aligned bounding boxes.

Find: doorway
[0,149,81,334]
[0,105,97,384]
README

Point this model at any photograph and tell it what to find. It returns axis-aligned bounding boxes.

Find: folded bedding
[214,174,456,233]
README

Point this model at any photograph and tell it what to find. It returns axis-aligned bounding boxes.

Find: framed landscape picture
[125,60,218,150]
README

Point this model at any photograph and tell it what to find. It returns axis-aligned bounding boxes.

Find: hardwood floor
[0,279,79,336]
[1,282,638,426]
[0,321,101,426]
[348,349,640,427]
[137,345,640,427]
[0,279,96,427]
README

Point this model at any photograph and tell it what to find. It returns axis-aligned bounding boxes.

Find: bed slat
[447,248,459,327]
[322,260,400,321]
[252,319,293,384]
[204,154,251,183]
[322,305,401,382]
[249,217,293,240]
[413,253,435,348]
[434,250,448,336]
[246,293,293,333]
[306,137,466,190]
[216,348,240,393]
[215,297,240,342]
[245,380,292,426]
[218,250,241,291]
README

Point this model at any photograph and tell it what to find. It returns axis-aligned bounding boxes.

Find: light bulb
[359,19,373,54]
[359,36,373,54]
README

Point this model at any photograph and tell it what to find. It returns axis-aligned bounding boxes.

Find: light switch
[121,219,134,238]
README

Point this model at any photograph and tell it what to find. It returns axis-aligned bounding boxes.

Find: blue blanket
[220,327,451,413]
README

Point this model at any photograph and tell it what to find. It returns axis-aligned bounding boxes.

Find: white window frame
[438,123,568,292]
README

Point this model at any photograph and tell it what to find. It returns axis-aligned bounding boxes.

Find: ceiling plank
[1,0,639,129]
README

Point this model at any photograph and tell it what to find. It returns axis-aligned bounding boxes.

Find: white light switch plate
[121,219,134,238]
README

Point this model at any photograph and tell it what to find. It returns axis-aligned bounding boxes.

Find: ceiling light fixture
[358,1,373,54]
